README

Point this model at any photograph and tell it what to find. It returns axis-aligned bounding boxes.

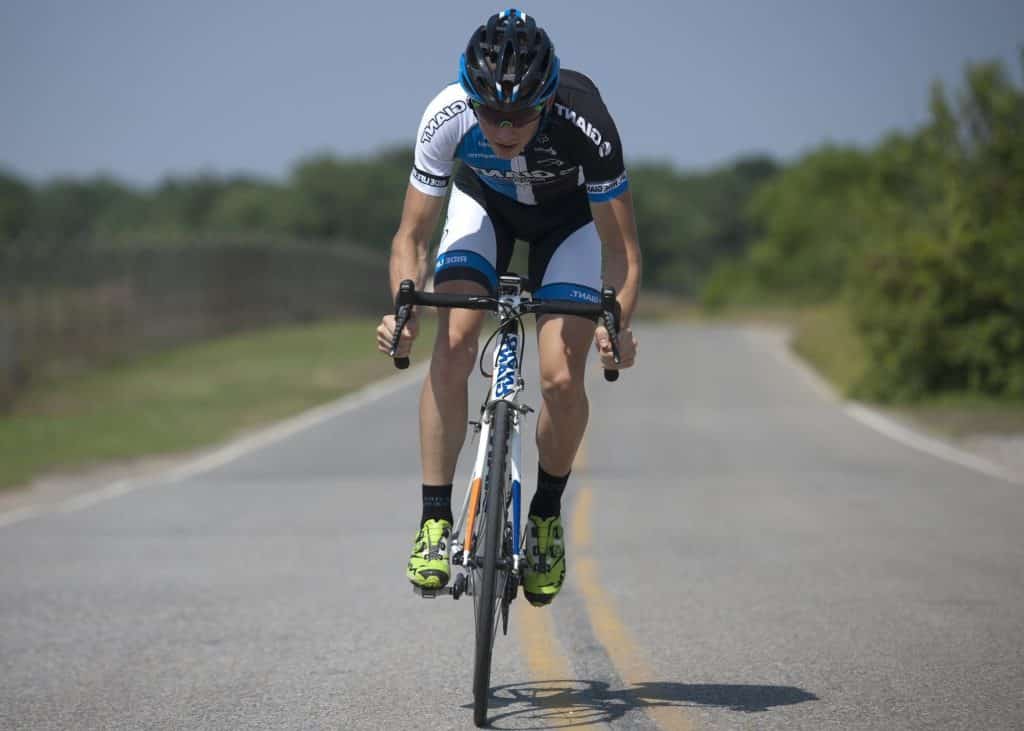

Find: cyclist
[376,8,640,607]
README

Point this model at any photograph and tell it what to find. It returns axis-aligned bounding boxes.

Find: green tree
[28,176,138,241]
[849,57,1024,399]
[287,149,411,247]
[205,180,297,235]
[631,155,778,295]
[0,169,34,242]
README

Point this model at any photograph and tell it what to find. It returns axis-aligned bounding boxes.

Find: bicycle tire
[473,400,511,727]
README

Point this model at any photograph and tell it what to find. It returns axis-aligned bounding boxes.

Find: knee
[432,328,478,382]
[540,367,585,407]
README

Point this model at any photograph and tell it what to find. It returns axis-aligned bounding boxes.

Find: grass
[785,303,1023,438]
[789,303,869,396]
[0,316,436,490]
[890,395,1024,439]
[664,297,1022,438]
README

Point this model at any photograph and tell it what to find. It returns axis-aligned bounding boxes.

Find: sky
[2,0,1021,185]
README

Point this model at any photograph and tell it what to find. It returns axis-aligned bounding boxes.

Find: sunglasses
[471,101,545,129]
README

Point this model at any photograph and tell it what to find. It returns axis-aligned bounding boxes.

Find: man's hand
[376,313,419,358]
[594,325,637,371]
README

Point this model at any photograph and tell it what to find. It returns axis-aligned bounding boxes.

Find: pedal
[413,587,442,598]
[451,573,468,600]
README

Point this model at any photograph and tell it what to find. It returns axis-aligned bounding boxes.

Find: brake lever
[390,280,416,369]
[601,287,622,382]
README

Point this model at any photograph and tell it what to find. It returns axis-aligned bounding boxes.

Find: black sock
[529,466,570,519]
[421,483,453,524]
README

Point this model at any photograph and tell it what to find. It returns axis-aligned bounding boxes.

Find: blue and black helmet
[459,8,560,111]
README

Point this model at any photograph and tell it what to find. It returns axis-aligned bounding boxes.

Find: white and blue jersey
[409,69,629,207]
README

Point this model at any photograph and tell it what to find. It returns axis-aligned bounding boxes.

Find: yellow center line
[516,436,604,729]
[571,442,697,731]
[519,595,603,728]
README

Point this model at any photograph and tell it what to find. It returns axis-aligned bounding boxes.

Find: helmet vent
[459,10,559,111]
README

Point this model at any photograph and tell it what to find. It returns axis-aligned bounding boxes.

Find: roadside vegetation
[704,55,1024,405]
[788,303,1024,437]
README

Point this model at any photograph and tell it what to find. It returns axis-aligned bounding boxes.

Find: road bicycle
[389,275,622,727]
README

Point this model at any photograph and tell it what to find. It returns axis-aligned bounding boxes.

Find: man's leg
[535,314,595,476]
[406,279,489,590]
[529,216,603,480]
[419,280,489,485]
[408,181,505,590]
[523,313,595,605]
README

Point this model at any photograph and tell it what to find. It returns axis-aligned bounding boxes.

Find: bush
[847,57,1024,401]
[850,221,1024,401]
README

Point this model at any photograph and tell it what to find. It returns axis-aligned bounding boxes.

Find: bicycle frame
[450,276,528,589]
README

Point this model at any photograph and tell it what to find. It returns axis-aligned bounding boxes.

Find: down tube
[510,417,522,560]
[454,419,490,559]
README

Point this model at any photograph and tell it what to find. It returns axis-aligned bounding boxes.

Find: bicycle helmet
[458,8,560,112]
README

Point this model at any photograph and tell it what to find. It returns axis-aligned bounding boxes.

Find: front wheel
[473,400,511,727]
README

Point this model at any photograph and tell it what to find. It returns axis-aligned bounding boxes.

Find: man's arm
[377,184,446,357]
[591,190,642,328]
[390,183,447,295]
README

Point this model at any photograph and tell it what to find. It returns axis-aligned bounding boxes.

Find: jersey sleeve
[409,86,469,197]
[572,94,629,203]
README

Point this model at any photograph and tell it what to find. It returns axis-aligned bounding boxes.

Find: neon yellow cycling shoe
[523,515,565,606]
[407,518,451,589]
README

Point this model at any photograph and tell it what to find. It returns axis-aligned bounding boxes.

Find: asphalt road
[2,323,1023,730]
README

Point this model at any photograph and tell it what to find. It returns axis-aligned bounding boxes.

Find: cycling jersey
[409,70,628,206]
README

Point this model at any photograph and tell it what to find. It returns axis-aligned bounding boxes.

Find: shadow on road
[474,679,818,729]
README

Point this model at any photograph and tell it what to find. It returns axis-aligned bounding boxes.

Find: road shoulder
[748,324,1024,485]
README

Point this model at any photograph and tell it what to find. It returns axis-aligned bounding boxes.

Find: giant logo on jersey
[553,103,613,156]
[420,101,468,143]
[586,171,629,196]
[412,167,449,189]
[470,166,576,184]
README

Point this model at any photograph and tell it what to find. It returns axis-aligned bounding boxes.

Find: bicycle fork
[457,406,524,578]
